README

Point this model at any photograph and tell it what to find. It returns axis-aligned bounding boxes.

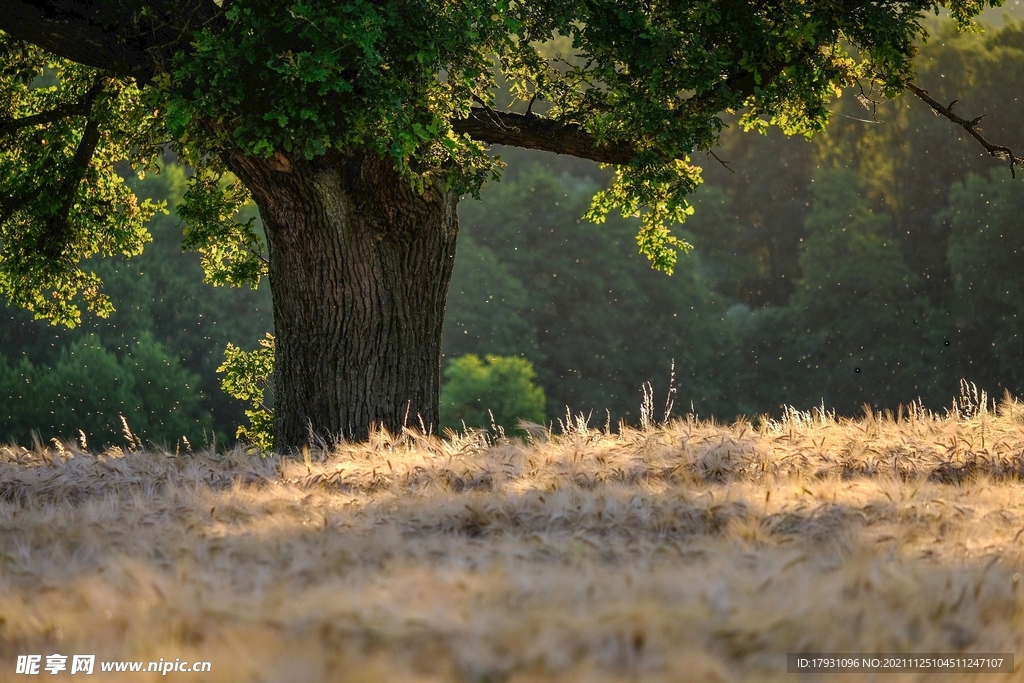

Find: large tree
[0,0,1012,450]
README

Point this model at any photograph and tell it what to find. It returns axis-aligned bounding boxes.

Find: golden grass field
[2,394,1024,681]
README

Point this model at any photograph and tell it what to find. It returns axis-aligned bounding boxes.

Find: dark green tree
[813,18,1024,304]
[443,234,535,360]
[687,128,817,307]
[0,332,209,447]
[743,169,939,414]
[0,0,1009,449]
[458,162,742,421]
[657,20,1024,417]
[941,170,1024,396]
[0,160,272,444]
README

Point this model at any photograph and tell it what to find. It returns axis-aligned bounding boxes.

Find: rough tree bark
[225,151,459,449]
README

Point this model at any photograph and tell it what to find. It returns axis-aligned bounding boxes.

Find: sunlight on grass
[2,397,1024,681]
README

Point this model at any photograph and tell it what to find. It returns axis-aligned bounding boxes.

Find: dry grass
[3,397,1024,681]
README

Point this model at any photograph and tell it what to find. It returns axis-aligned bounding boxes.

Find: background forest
[4,14,1024,448]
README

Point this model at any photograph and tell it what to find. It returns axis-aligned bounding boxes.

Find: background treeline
[0,165,272,448]
[4,17,1024,446]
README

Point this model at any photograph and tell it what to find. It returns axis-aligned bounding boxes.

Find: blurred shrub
[740,169,937,414]
[440,354,546,435]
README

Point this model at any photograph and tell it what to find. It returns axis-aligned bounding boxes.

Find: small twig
[855,80,882,122]
[525,91,538,118]
[287,7,327,36]
[907,82,1023,178]
[662,358,676,425]
[471,93,514,131]
[836,113,884,124]
[708,149,734,174]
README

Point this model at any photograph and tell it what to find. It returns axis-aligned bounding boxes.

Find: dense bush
[439,354,546,435]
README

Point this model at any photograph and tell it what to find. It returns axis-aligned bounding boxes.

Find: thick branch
[39,114,102,258]
[907,82,1024,177]
[0,101,92,137]
[0,77,105,137]
[0,0,224,83]
[451,109,641,165]
[451,59,789,166]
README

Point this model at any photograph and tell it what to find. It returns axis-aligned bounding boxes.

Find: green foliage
[670,17,1024,418]
[813,17,1024,301]
[217,334,275,451]
[0,160,274,446]
[0,333,209,448]
[794,169,915,308]
[941,171,1024,391]
[584,159,699,273]
[680,185,767,301]
[455,157,744,422]
[686,129,816,308]
[0,40,272,446]
[439,354,545,435]
[177,172,266,288]
[739,170,938,414]
[945,171,1024,308]
[0,37,163,326]
[146,0,999,280]
[125,163,274,438]
[0,354,41,438]
[157,0,506,192]
[443,234,534,359]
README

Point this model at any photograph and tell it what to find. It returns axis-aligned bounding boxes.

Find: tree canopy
[1,0,1006,319]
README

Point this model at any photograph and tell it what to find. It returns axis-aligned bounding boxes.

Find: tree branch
[0,76,106,137]
[39,113,102,258]
[907,82,1024,177]
[0,77,105,257]
[0,78,106,228]
[450,59,791,166]
[451,109,641,165]
[0,101,92,137]
[0,0,224,83]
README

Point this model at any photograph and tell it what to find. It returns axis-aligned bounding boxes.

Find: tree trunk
[225,151,459,451]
